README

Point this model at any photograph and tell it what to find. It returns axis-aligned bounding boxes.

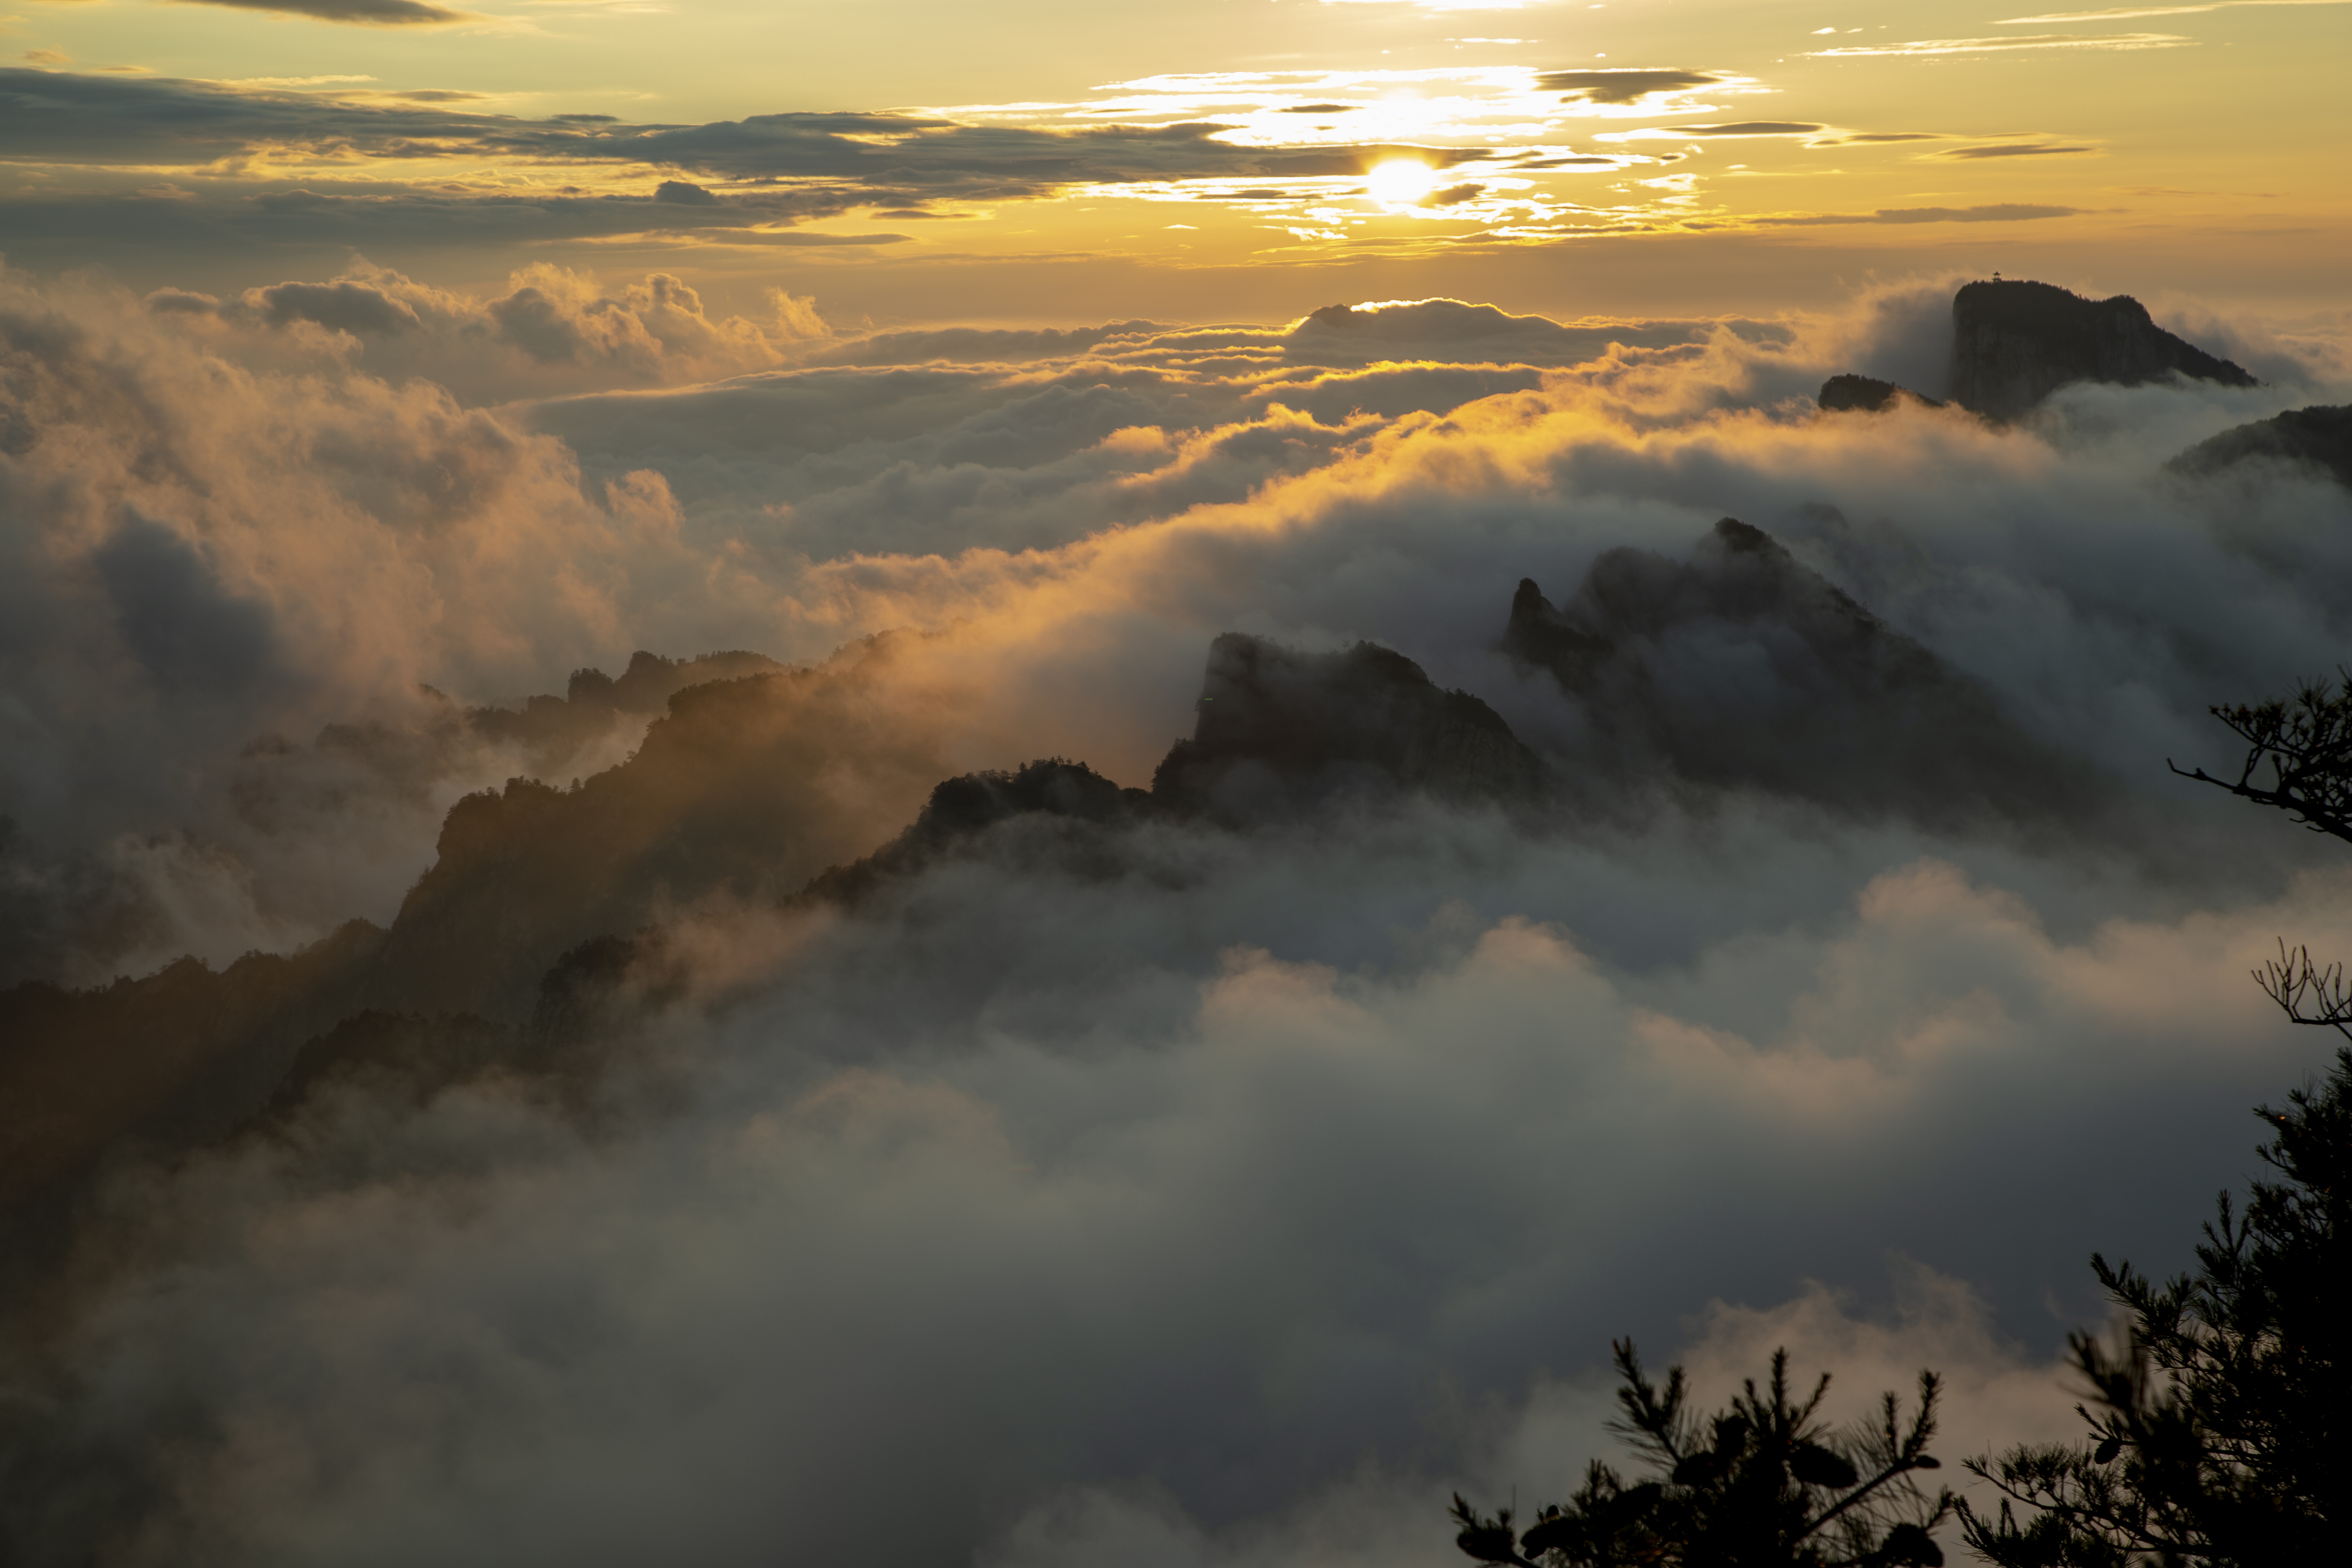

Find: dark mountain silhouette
[2166,404,2352,489]
[0,919,382,1216]
[463,648,784,780]
[1152,633,1544,818]
[252,1009,520,1130]
[1503,518,2103,825]
[1949,279,2254,420]
[354,636,942,1024]
[538,759,1159,1053]
[0,648,795,995]
[0,627,1548,1254]
[801,759,1150,911]
[236,650,787,836]
[0,641,919,1275]
[1817,374,1942,414]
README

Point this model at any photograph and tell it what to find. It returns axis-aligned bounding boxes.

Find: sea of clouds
[2,257,2348,1565]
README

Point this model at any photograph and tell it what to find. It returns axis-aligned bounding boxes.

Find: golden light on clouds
[0,0,2347,1558]
[0,1,2340,326]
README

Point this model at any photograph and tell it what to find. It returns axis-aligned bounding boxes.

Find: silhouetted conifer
[1958,682,2352,1562]
[1956,1049,2350,1565]
[1451,1343,1951,1567]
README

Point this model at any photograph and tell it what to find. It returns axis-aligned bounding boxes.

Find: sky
[4,0,2348,321]
[2,4,2351,1567]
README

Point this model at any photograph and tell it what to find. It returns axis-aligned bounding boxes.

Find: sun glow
[1365,158,1440,207]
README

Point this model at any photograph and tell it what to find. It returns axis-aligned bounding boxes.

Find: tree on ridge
[1954,676,2352,1564]
[1451,1341,1952,1566]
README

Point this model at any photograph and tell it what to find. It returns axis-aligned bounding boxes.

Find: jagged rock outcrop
[1817,374,1942,414]
[1504,518,2102,825]
[0,644,909,1235]
[2166,403,2352,489]
[1950,279,2254,419]
[361,640,943,1022]
[466,649,783,773]
[1152,633,1543,817]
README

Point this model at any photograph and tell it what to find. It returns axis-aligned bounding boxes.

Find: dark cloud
[1537,67,1723,103]
[1931,141,2100,159]
[93,516,278,697]
[0,185,885,261]
[488,285,593,363]
[253,278,424,334]
[654,179,719,205]
[368,87,489,102]
[171,0,468,22]
[0,69,1483,188]
[1278,103,1357,114]
[0,69,1497,258]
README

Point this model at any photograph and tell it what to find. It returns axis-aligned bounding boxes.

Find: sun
[1364,159,1439,207]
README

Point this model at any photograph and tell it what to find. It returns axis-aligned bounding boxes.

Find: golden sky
[5,0,2346,321]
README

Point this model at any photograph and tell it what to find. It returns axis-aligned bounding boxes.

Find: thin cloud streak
[1999,1,2348,20]
[1807,32,2195,56]
[169,0,471,22]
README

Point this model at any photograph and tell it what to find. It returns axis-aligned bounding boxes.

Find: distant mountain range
[0,516,2123,1266]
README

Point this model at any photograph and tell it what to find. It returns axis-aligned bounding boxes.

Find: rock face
[1950,279,2254,419]
[1503,518,2100,824]
[365,647,941,1022]
[1817,374,1942,414]
[1152,633,1543,817]
[2167,404,2352,489]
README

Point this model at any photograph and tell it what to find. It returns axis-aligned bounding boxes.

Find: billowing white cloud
[2,259,2348,1566]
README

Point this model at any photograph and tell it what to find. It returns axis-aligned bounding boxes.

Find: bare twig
[2254,940,2352,1040]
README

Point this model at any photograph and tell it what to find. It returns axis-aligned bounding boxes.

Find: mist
[2,257,2348,1566]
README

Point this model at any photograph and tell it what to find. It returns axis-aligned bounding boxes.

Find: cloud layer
[2,260,2349,1566]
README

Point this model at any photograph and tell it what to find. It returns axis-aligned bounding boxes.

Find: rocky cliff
[1152,633,1544,817]
[1503,518,2103,824]
[1949,279,2254,419]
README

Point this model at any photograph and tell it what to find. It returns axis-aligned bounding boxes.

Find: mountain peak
[1950,278,2254,419]
[1153,633,1542,815]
